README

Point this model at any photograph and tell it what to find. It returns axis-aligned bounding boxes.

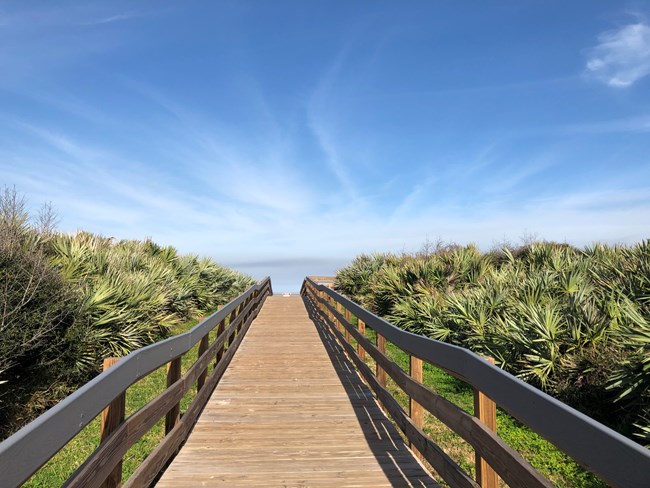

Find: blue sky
[1,1,650,291]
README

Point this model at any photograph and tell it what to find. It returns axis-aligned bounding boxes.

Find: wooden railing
[301,277,650,488]
[0,278,272,488]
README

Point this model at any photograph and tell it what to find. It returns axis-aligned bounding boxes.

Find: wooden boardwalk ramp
[4,277,650,488]
[156,295,438,487]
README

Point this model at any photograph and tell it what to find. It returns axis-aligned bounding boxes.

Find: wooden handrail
[0,278,272,488]
[301,277,650,488]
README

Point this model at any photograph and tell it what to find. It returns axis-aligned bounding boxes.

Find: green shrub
[0,188,255,440]
[335,240,650,446]
[0,189,81,437]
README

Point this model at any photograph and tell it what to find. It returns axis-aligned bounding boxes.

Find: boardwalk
[156,295,438,487]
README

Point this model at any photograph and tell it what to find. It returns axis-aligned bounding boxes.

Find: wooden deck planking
[155,295,438,487]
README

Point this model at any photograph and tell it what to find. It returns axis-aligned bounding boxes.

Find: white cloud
[3,124,649,291]
[585,22,650,87]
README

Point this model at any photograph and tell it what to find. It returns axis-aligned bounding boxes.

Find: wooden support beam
[410,355,424,457]
[196,335,210,391]
[344,308,352,343]
[474,357,499,488]
[215,319,226,365]
[165,357,182,435]
[100,357,125,488]
[357,319,366,360]
[376,333,387,387]
[227,305,239,346]
[239,297,251,332]
[228,306,238,327]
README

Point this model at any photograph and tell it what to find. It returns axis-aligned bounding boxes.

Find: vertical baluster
[376,334,387,387]
[227,305,238,348]
[196,335,209,391]
[357,319,366,360]
[100,357,125,488]
[344,307,351,343]
[410,355,424,458]
[474,357,498,488]
[215,318,225,365]
[165,356,182,434]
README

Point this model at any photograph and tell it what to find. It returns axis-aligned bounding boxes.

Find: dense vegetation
[335,240,650,447]
[357,324,606,487]
[0,189,254,440]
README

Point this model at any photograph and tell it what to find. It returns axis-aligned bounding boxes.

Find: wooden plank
[309,295,477,488]
[65,294,267,488]
[318,294,552,488]
[0,280,271,488]
[155,296,439,487]
[66,367,189,487]
[125,306,259,488]
[305,278,650,488]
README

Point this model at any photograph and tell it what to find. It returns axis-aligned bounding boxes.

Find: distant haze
[225,258,348,293]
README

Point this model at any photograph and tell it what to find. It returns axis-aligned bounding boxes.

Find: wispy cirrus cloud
[562,114,650,134]
[585,21,650,87]
[121,81,316,215]
[79,11,150,26]
[0,1,163,88]
[307,52,359,201]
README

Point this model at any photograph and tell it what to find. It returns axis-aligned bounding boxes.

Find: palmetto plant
[0,188,256,440]
[607,298,650,444]
[335,240,650,446]
[45,234,255,370]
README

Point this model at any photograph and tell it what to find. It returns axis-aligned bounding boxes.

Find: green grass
[24,315,212,487]
[357,322,607,488]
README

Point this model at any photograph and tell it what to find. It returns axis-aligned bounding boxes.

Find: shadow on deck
[304,295,439,487]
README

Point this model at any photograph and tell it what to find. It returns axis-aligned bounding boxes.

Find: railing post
[100,357,125,488]
[165,356,182,434]
[237,299,247,334]
[410,355,423,457]
[215,318,226,365]
[357,319,366,360]
[376,334,387,387]
[242,298,249,329]
[324,293,330,323]
[243,295,252,327]
[344,308,352,343]
[474,356,498,488]
[196,334,210,391]
[227,305,238,347]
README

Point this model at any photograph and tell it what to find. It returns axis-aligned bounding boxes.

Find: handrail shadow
[303,295,439,488]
